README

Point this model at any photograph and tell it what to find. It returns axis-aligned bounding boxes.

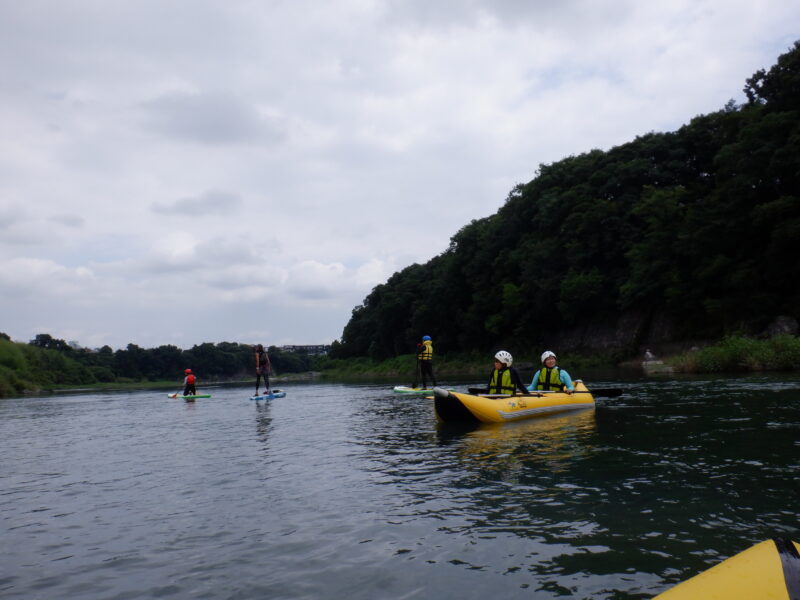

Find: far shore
[18,334,800,397]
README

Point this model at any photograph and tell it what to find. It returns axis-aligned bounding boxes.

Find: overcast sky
[1,1,798,350]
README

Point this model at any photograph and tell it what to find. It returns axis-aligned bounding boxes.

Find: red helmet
[184,368,192,374]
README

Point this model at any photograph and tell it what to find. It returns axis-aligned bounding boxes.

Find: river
[2,375,799,599]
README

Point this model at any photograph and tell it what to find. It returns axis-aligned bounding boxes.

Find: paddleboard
[167,393,212,400]
[249,389,286,401]
[393,386,453,394]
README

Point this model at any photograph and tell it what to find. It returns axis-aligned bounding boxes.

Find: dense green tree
[334,42,800,358]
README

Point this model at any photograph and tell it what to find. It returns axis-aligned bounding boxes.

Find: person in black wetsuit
[254,344,271,395]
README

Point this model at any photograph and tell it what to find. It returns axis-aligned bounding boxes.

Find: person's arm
[513,369,531,395]
[561,369,574,392]
[527,369,540,391]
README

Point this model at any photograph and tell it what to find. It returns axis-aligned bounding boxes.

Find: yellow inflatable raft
[653,538,800,599]
[432,381,595,423]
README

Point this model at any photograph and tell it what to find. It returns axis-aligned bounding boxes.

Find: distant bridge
[278,344,331,356]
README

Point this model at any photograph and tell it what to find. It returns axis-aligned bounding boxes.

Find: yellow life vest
[489,368,516,395]
[418,340,433,361]
[537,367,564,391]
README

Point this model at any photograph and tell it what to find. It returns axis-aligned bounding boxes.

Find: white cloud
[0,257,95,299]
[0,0,798,348]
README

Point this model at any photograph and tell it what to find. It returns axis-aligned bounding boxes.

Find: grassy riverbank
[669,335,800,373]
[316,336,800,380]
[316,349,626,381]
[5,335,799,398]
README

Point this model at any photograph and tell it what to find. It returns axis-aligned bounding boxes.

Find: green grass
[670,335,800,373]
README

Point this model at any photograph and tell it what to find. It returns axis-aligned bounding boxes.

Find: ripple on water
[1,379,799,599]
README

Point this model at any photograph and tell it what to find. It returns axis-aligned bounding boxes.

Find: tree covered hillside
[334,42,800,360]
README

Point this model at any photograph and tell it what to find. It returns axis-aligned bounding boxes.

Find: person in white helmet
[528,350,574,394]
[487,350,531,396]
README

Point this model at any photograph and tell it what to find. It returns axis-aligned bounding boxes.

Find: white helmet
[541,350,556,363]
[494,350,513,366]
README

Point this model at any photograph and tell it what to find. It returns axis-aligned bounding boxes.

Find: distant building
[279,344,330,356]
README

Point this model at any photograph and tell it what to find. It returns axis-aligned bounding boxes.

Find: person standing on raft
[254,344,271,396]
[488,351,531,396]
[528,350,574,394]
[413,335,437,389]
[183,368,197,396]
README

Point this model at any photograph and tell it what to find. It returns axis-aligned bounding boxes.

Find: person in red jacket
[183,368,197,396]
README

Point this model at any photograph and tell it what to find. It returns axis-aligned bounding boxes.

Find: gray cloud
[47,214,85,228]
[382,0,633,29]
[151,190,243,216]
[141,91,284,145]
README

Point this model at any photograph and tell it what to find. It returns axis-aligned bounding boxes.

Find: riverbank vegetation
[4,334,800,397]
[331,42,800,362]
[0,335,323,398]
[670,335,800,373]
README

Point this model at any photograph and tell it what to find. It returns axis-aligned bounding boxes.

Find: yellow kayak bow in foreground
[654,538,800,599]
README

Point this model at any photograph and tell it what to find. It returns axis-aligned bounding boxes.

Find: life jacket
[187,374,196,384]
[418,340,433,361]
[489,368,516,395]
[536,367,563,391]
[257,350,268,367]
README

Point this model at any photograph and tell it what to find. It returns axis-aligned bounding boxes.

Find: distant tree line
[332,42,800,360]
[0,333,322,396]
[26,333,319,382]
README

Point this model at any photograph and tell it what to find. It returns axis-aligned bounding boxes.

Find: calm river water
[2,375,799,599]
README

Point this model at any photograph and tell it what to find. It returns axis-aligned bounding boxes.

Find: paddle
[466,386,624,397]
[411,358,421,389]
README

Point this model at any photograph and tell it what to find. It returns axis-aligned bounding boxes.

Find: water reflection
[253,402,273,448]
[452,408,596,462]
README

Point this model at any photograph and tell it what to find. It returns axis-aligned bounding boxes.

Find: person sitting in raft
[254,344,271,396]
[488,351,531,396]
[528,350,574,394]
[414,335,437,389]
[183,368,197,396]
